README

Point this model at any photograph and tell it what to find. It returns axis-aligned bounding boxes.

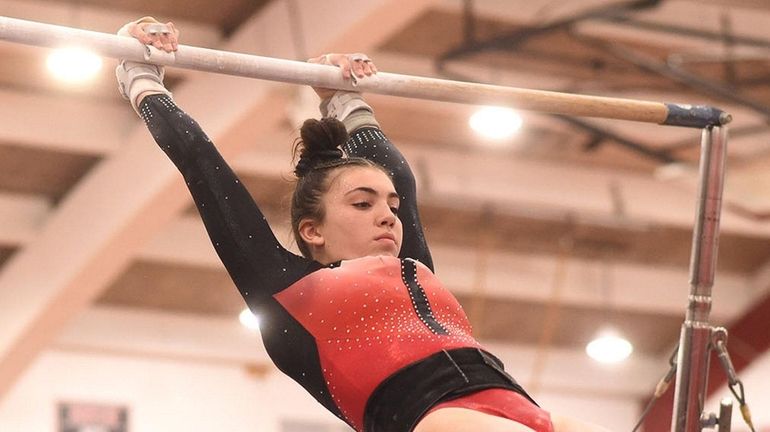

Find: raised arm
[308,53,434,271]
[116,18,313,305]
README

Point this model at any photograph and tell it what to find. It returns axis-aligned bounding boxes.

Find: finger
[138,24,160,46]
[361,61,376,76]
[340,60,352,79]
[166,22,180,50]
[159,33,174,52]
[139,33,154,45]
[152,38,164,50]
[126,22,139,38]
[326,54,348,67]
[128,23,149,44]
[308,54,330,65]
[351,59,366,78]
[157,24,175,53]
[369,61,378,74]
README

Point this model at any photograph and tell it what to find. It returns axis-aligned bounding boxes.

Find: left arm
[343,125,433,271]
[309,53,434,271]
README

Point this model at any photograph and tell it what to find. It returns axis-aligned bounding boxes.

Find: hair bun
[294,118,348,177]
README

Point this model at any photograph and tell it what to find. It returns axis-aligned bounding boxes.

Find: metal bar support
[672,126,728,431]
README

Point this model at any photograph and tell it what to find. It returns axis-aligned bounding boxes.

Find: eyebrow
[345,187,400,202]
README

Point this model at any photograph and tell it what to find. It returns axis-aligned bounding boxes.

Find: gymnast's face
[299,166,403,264]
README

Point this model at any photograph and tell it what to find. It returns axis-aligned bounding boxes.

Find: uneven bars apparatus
[0,15,735,432]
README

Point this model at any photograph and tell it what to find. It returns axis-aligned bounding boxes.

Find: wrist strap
[116,17,170,115]
[319,91,379,133]
[116,61,170,114]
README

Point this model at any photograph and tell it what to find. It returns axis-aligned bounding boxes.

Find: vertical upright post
[672,126,728,431]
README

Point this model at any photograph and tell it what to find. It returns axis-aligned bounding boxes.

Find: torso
[273,256,482,430]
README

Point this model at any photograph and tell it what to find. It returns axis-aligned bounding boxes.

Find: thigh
[414,407,537,432]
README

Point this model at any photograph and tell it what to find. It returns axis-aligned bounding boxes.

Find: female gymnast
[116,17,609,432]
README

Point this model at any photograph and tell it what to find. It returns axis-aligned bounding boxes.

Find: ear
[298,218,325,248]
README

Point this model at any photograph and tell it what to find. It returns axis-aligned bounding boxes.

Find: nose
[378,204,396,227]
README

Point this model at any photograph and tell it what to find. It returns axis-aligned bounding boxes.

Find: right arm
[117,19,313,305]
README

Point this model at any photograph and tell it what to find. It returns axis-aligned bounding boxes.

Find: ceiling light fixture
[469,106,523,140]
[46,47,103,83]
[239,308,260,331]
[586,332,633,364]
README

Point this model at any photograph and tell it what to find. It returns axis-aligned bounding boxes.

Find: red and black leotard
[138,94,552,432]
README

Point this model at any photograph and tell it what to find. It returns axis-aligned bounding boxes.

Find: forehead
[329,166,396,195]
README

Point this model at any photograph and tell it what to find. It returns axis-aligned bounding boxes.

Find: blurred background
[0,0,768,430]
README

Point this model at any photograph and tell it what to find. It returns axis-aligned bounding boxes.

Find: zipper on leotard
[400,258,449,335]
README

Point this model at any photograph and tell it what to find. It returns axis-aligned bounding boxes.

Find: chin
[338,250,396,262]
[376,247,400,258]
[363,248,397,259]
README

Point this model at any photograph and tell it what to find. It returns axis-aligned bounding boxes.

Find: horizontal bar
[0,15,731,128]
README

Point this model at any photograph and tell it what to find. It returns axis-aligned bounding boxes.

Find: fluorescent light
[239,308,260,331]
[469,106,523,140]
[46,47,103,83]
[586,333,633,364]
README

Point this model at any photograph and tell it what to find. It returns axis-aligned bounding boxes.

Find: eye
[353,201,372,209]
[390,206,399,214]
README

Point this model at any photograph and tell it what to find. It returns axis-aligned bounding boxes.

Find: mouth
[375,233,396,243]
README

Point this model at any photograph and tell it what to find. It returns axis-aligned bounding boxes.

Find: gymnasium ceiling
[0,0,769,414]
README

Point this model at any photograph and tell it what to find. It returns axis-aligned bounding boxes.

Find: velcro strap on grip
[115,60,170,114]
[319,91,379,133]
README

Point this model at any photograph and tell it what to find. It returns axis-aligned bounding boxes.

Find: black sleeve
[138,94,314,306]
[342,127,434,271]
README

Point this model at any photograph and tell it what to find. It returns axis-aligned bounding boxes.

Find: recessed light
[469,106,523,140]
[46,47,103,83]
[586,333,633,364]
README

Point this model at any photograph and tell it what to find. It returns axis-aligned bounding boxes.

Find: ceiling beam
[138,215,752,322]
[0,87,129,155]
[696,0,770,9]
[52,305,663,399]
[0,0,442,401]
[55,306,265,367]
[3,48,768,222]
[0,184,753,323]
[435,0,770,52]
[0,0,221,47]
[367,53,770,219]
[0,192,49,246]
[227,129,770,238]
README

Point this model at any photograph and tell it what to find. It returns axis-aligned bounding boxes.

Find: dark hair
[291,117,388,259]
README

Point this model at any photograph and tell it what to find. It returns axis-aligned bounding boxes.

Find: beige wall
[0,307,645,431]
